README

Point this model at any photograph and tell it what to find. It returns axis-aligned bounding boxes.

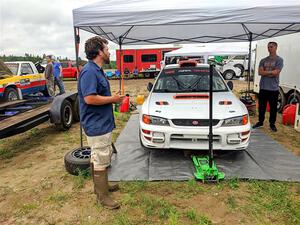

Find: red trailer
[116,48,177,78]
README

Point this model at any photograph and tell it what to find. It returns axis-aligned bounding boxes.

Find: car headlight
[222,115,248,126]
[142,114,170,126]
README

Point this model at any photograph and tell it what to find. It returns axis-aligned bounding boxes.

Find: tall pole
[118,37,124,94]
[209,64,213,168]
[74,27,82,148]
[247,32,253,96]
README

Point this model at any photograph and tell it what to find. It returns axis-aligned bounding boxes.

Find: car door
[19,63,40,95]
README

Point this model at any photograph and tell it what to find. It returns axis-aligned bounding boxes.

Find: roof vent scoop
[179,60,197,67]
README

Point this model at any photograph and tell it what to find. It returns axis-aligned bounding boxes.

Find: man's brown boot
[90,163,119,193]
[94,170,120,209]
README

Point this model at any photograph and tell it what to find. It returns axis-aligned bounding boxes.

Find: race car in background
[0,60,54,101]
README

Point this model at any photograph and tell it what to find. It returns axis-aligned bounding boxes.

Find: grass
[17,203,38,215]
[1,80,300,225]
[244,180,300,224]
[185,208,212,225]
[72,168,91,189]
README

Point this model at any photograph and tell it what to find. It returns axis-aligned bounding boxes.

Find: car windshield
[5,63,19,75]
[153,67,228,93]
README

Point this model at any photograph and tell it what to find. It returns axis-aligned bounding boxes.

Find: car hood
[0,60,13,78]
[145,92,247,119]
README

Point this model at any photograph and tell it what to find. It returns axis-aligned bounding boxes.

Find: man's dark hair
[85,36,108,60]
[268,41,278,47]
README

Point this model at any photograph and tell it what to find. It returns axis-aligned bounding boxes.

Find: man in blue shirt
[253,42,284,132]
[78,36,124,209]
[53,58,65,95]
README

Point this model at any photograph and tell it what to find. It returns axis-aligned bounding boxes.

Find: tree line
[0,54,117,69]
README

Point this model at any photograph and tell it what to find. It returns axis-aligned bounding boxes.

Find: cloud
[0,0,103,60]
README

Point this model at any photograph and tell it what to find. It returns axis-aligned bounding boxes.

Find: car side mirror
[147,82,153,92]
[227,81,233,90]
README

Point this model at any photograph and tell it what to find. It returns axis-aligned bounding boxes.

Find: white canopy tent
[73,0,300,45]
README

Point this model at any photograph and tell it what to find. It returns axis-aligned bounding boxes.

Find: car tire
[4,87,19,102]
[234,64,245,75]
[223,70,235,80]
[144,72,151,78]
[64,146,91,175]
[56,100,73,131]
[287,91,300,105]
[42,79,55,97]
[277,88,286,112]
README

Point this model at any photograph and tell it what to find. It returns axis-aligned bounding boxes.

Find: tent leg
[118,37,124,94]
[247,32,253,95]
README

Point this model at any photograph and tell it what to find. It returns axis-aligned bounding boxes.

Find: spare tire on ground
[64,146,91,175]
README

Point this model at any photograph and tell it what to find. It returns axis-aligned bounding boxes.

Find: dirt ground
[0,78,299,225]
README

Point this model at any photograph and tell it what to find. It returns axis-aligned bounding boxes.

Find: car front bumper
[140,122,251,150]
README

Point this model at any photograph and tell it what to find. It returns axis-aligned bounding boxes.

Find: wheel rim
[8,91,18,101]
[288,94,299,104]
[72,147,91,159]
[64,105,73,125]
[225,72,234,80]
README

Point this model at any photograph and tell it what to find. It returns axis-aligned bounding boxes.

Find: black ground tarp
[109,114,300,181]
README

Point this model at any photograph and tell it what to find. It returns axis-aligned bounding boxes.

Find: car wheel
[277,88,286,112]
[64,146,91,175]
[56,100,73,130]
[234,64,245,75]
[4,87,19,102]
[144,72,151,78]
[223,70,235,80]
[287,91,300,105]
[42,79,55,97]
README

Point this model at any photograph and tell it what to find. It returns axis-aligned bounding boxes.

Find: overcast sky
[0,0,117,60]
[0,0,251,61]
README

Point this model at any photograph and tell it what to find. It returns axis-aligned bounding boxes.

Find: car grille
[170,134,221,148]
[171,119,220,126]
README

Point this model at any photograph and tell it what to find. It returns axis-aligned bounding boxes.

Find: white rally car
[139,61,251,151]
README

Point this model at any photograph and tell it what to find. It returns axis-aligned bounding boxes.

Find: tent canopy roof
[73,0,300,45]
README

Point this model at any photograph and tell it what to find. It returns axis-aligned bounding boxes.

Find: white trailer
[253,33,300,112]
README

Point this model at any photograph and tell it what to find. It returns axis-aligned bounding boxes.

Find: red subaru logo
[192,120,199,125]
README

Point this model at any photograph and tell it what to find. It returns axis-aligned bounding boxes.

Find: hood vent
[173,94,209,100]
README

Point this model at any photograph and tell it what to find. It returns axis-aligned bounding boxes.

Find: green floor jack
[192,65,225,182]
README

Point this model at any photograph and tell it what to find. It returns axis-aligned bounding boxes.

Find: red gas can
[120,94,130,113]
[282,104,296,126]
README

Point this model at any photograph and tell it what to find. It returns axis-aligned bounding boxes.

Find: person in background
[252,41,284,132]
[78,36,124,209]
[132,66,139,79]
[44,55,55,96]
[53,57,65,95]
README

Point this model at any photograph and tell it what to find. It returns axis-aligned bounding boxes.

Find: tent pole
[74,27,82,148]
[247,32,253,96]
[118,37,124,94]
[209,64,213,168]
